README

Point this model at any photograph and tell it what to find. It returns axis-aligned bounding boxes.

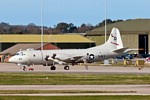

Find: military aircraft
[9,28,128,71]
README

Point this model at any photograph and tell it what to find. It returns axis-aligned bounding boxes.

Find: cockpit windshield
[15,52,26,56]
[16,53,20,55]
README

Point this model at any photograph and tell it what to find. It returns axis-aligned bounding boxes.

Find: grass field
[0,73,150,85]
[0,73,150,99]
[0,96,150,100]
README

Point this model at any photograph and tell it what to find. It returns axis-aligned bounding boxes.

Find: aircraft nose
[8,57,13,62]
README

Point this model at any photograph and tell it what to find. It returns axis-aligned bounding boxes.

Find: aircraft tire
[43,64,46,66]
[64,66,69,70]
[50,66,56,70]
[23,66,27,71]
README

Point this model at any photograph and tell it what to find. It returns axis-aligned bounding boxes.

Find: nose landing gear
[23,66,27,71]
[22,66,34,71]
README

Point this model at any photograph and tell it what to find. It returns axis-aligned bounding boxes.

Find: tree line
[0,19,123,34]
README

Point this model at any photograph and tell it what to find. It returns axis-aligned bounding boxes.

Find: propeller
[51,53,57,65]
[51,53,56,59]
[45,55,49,61]
[82,58,88,70]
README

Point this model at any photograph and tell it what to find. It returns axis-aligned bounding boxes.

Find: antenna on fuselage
[41,0,44,50]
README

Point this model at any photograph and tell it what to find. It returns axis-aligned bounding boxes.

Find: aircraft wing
[46,54,84,64]
[56,55,84,62]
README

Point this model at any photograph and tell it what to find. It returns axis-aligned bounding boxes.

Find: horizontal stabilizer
[124,48,139,53]
[113,47,128,53]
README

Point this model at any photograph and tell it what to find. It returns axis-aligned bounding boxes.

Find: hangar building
[86,19,150,54]
[0,34,95,52]
[0,34,95,62]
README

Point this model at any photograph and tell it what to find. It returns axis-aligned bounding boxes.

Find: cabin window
[19,58,22,60]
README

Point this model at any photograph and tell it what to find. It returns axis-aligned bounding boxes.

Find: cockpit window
[16,53,20,55]
[15,52,25,56]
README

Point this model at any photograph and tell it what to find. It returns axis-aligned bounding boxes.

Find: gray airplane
[9,28,128,71]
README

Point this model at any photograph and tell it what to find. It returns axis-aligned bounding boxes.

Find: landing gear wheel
[50,65,56,70]
[64,65,69,70]
[23,66,27,71]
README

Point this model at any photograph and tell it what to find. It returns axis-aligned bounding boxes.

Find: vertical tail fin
[106,28,123,50]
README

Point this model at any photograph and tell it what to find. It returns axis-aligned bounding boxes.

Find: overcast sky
[0,0,149,27]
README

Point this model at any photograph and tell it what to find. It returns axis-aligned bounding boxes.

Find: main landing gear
[50,65,70,70]
[64,65,69,70]
[50,65,56,70]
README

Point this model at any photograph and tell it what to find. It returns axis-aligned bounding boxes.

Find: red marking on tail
[111,42,119,45]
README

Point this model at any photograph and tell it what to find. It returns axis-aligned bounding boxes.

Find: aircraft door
[139,34,148,54]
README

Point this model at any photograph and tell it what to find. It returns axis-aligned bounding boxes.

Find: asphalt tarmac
[0,63,150,74]
[0,85,150,96]
[0,63,150,96]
